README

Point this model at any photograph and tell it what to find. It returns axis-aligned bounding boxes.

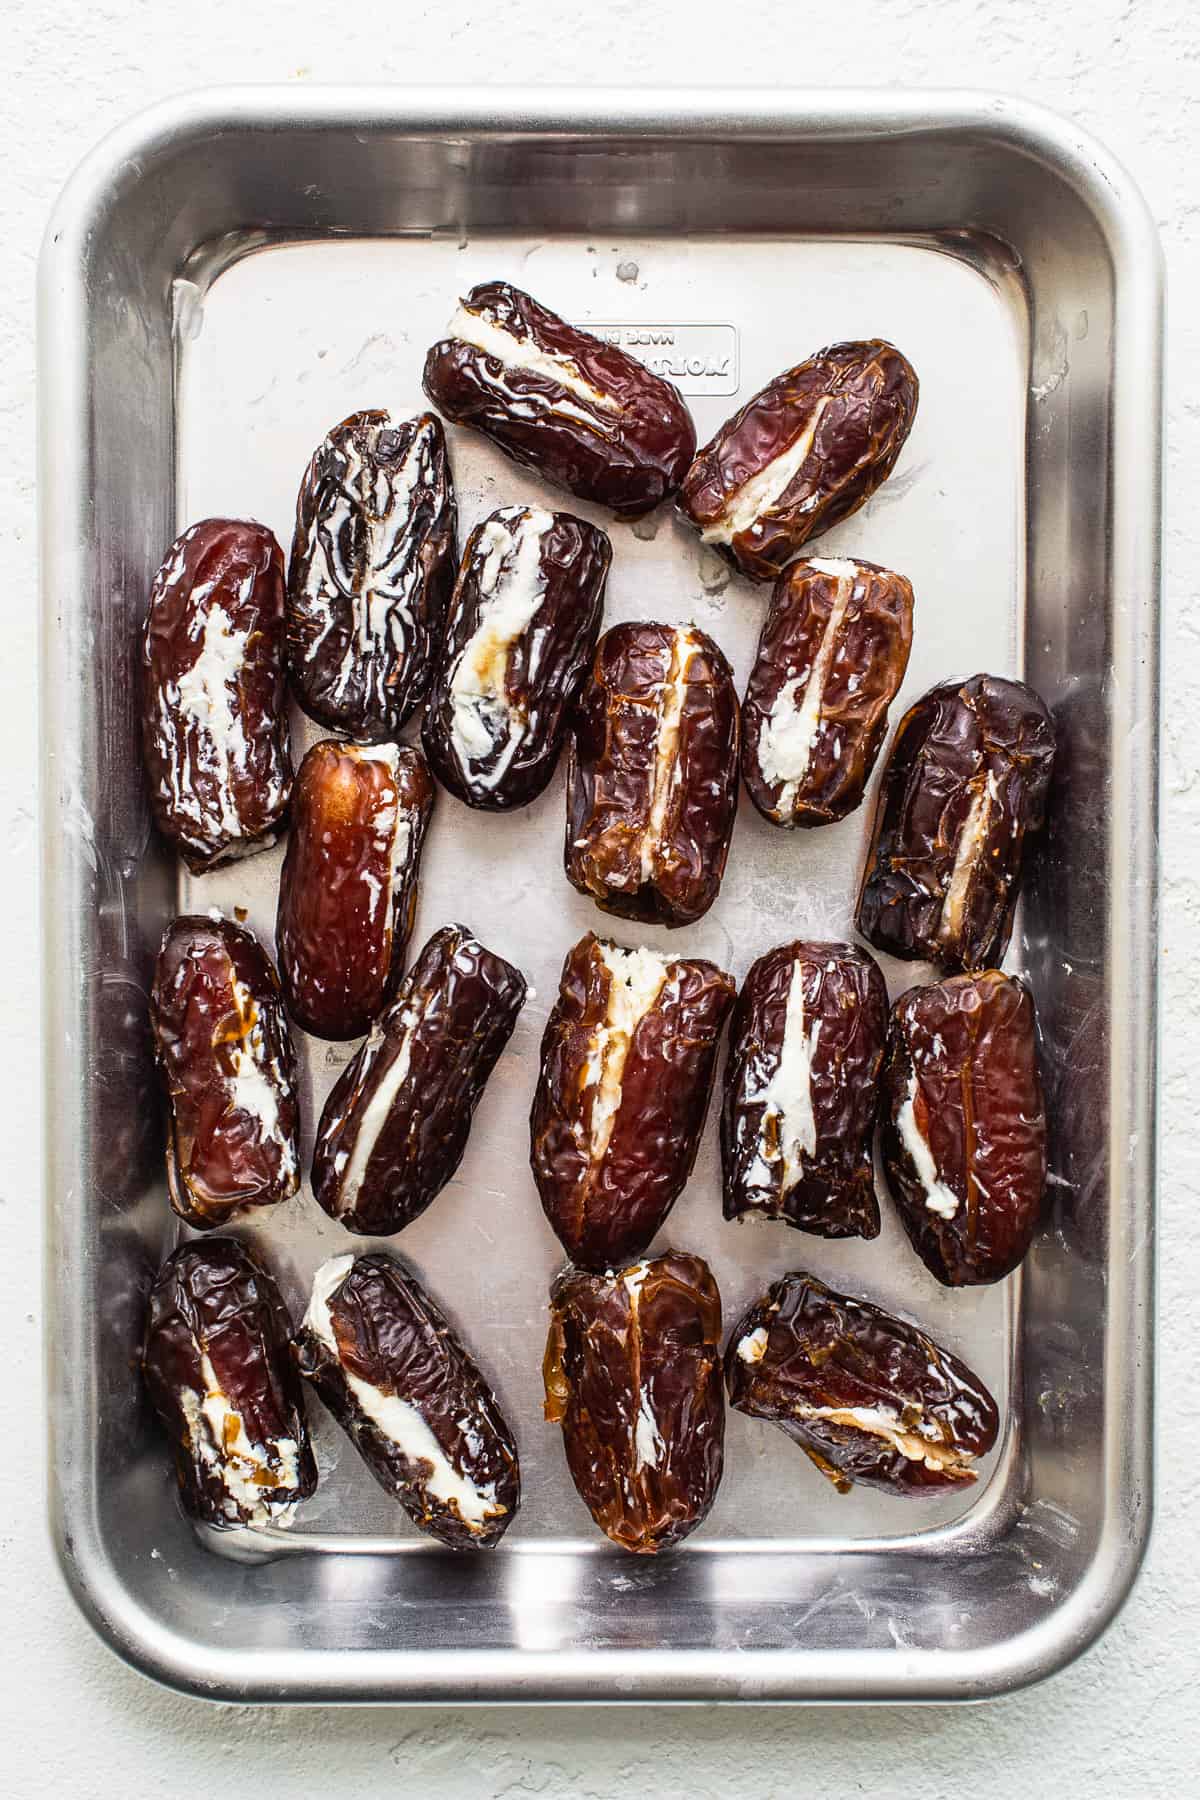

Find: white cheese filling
[584,945,670,1165]
[700,396,830,546]
[179,1351,300,1527]
[797,1403,968,1472]
[937,770,1000,945]
[736,1325,770,1365]
[448,508,553,787]
[224,977,296,1180]
[168,590,254,835]
[745,959,821,1195]
[757,564,857,810]
[333,1004,419,1216]
[641,630,695,882]
[895,1069,960,1219]
[448,302,617,413]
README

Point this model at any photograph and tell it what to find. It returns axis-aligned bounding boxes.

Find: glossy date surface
[150,914,299,1230]
[422,281,696,518]
[880,969,1047,1285]
[742,557,913,827]
[564,621,740,928]
[276,739,435,1039]
[856,673,1056,971]
[544,1252,725,1554]
[142,1237,316,1529]
[725,1272,999,1496]
[295,1251,519,1549]
[141,518,291,871]
[311,924,527,1235]
[678,341,919,581]
[422,505,610,810]
[530,932,735,1269]
[721,940,887,1240]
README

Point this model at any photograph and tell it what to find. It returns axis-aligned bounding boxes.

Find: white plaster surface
[3,0,1197,1793]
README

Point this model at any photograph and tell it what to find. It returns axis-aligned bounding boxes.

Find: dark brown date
[855,673,1056,971]
[530,932,735,1269]
[287,410,457,740]
[422,282,696,518]
[295,1251,519,1549]
[725,1272,999,1496]
[312,924,527,1235]
[276,739,435,1040]
[422,505,610,810]
[141,518,291,871]
[742,557,913,827]
[721,940,887,1239]
[564,622,740,928]
[142,1237,316,1528]
[880,970,1047,1285]
[150,914,299,1230]
[678,340,919,581]
[544,1252,725,1554]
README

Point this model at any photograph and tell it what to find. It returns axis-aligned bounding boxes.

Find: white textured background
[4,2,1194,1793]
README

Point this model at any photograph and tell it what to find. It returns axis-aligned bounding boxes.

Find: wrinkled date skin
[312,924,527,1235]
[150,915,300,1230]
[726,1272,999,1496]
[678,341,919,581]
[295,1251,520,1549]
[422,282,696,518]
[142,1238,316,1529]
[530,932,736,1269]
[544,1252,725,1554]
[856,673,1056,971]
[287,410,457,740]
[141,518,292,871]
[721,940,887,1239]
[880,970,1047,1285]
[276,740,435,1039]
[422,506,611,810]
[564,622,740,928]
[742,557,913,827]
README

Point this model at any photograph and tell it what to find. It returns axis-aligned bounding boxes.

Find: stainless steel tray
[39,88,1162,1704]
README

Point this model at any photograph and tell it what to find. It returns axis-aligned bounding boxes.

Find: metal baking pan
[39,88,1161,1704]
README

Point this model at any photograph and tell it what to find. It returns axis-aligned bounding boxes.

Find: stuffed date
[530,932,735,1269]
[422,505,610,809]
[295,1251,519,1549]
[422,281,696,518]
[564,621,739,928]
[726,1272,999,1496]
[311,924,527,1235]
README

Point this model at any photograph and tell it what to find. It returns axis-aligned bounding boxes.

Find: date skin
[295,1251,520,1549]
[141,518,292,871]
[544,1252,725,1554]
[880,970,1047,1285]
[150,914,300,1230]
[276,739,435,1040]
[679,341,919,581]
[726,1272,999,1496]
[142,1238,316,1529]
[530,932,736,1269]
[287,410,457,741]
[422,506,610,810]
[721,940,887,1239]
[856,673,1056,972]
[312,924,527,1235]
[565,622,740,928]
[742,557,913,827]
[423,281,696,518]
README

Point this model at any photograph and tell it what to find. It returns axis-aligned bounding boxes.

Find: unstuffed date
[856,673,1056,971]
[276,739,435,1039]
[544,1252,725,1554]
[530,932,735,1269]
[287,410,457,740]
[880,969,1047,1285]
[564,622,739,928]
[678,340,919,581]
[312,924,527,1235]
[742,557,913,827]
[721,940,887,1239]
[150,914,299,1229]
[422,505,610,809]
[423,281,696,518]
[142,1237,316,1528]
[726,1272,998,1495]
[295,1251,519,1548]
[141,518,291,871]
